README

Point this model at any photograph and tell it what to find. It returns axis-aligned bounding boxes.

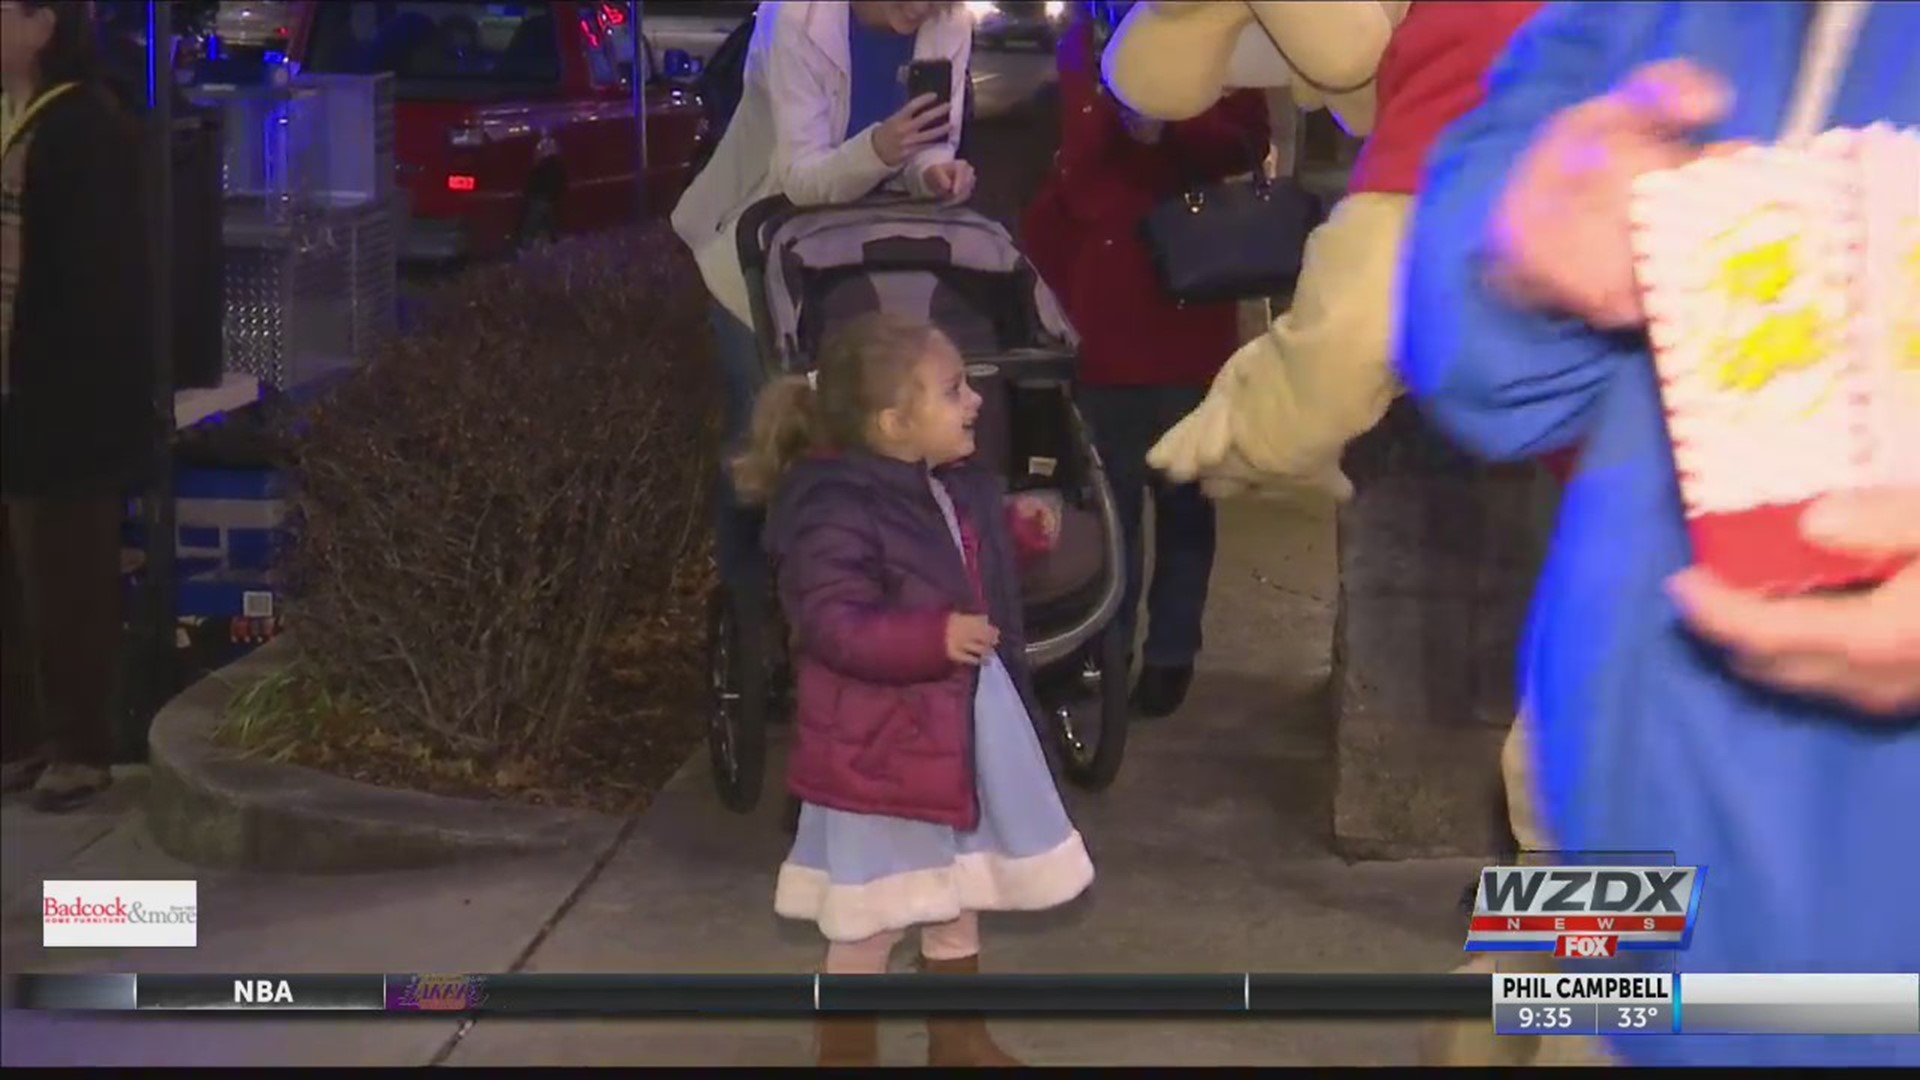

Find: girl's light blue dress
[774,477,1096,943]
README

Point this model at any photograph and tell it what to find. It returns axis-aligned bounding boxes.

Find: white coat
[670,1,973,325]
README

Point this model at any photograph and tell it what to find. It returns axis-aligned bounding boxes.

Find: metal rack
[183,72,396,390]
[124,0,656,761]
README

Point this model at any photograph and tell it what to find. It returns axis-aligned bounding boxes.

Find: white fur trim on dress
[775,831,1096,944]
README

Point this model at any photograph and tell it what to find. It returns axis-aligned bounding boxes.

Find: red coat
[764,452,1055,829]
[1352,2,1567,486]
[1347,0,1545,196]
[1022,16,1270,388]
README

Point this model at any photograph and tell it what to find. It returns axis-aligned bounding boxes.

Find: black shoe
[1130,664,1194,719]
[30,762,112,813]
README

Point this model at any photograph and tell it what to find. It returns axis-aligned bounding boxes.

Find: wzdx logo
[1465,865,1703,956]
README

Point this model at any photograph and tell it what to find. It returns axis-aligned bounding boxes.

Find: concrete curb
[145,637,626,873]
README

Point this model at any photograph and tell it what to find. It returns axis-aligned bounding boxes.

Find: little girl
[733,312,1097,1068]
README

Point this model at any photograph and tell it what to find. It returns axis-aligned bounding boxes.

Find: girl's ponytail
[731,312,944,502]
[730,374,820,505]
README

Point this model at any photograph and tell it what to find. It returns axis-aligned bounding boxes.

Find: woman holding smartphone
[671,1,976,612]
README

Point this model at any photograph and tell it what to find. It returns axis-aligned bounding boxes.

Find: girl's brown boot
[816,1013,879,1067]
[919,955,1024,1067]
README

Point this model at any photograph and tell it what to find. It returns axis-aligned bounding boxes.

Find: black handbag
[1140,157,1327,307]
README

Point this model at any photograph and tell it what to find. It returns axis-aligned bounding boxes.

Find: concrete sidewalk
[1,498,1485,1067]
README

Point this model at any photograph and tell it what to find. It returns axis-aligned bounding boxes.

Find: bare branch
[281,223,721,759]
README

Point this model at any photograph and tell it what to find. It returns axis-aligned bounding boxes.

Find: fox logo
[1556,934,1618,959]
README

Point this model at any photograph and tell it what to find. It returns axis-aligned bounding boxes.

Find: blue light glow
[146,1,159,109]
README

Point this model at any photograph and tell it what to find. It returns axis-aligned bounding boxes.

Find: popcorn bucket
[1629,126,1920,595]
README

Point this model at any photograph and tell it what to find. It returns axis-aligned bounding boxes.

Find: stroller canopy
[743,201,1080,370]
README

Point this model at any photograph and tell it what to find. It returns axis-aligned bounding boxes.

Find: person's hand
[1120,105,1165,145]
[945,612,1000,665]
[1010,494,1062,547]
[873,93,952,167]
[1194,448,1354,503]
[1485,59,1733,330]
[922,159,977,204]
[1147,337,1366,503]
[1667,488,1920,718]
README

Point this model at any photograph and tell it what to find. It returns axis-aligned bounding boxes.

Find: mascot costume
[1099,1,1595,1067]
[1101,0,1555,497]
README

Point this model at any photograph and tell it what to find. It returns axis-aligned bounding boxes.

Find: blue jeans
[1076,384,1216,667]
[712,304,769,602]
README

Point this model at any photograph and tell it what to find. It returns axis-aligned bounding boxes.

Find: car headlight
[1045,1,1067,18]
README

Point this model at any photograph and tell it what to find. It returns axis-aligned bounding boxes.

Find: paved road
[0,496,1487,1067]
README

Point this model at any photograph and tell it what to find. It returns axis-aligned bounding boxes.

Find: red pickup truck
[289,0,710,262]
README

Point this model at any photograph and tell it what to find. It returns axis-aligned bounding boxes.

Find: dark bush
[284,223,719,760]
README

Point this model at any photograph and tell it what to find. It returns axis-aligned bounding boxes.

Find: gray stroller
[706,196,1132,814]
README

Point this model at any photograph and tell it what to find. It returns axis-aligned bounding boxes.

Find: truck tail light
[447,175,477,192]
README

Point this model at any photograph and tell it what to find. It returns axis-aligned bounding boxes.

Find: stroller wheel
[1055,620,1131,791]
[706,588,770,813]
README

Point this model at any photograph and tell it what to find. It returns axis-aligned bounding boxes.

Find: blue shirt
[845,15,915,141]
[1400,1,1920,1068]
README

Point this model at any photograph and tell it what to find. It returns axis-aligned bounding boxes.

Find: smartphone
[905,59,954,110]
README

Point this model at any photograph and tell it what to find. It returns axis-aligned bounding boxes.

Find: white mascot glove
[1148,335,1364,502]
[1148,192,1411,502]
[1111,0,1411,504]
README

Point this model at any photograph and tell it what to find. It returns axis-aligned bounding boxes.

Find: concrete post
[1328,401,1555,859]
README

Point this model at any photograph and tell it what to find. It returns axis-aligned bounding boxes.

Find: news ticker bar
[1493,973,1920,1037]
[11,972,1918,1034]
[7,973,1479,1017]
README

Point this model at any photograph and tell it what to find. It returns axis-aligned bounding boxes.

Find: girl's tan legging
[824,912,981,974]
